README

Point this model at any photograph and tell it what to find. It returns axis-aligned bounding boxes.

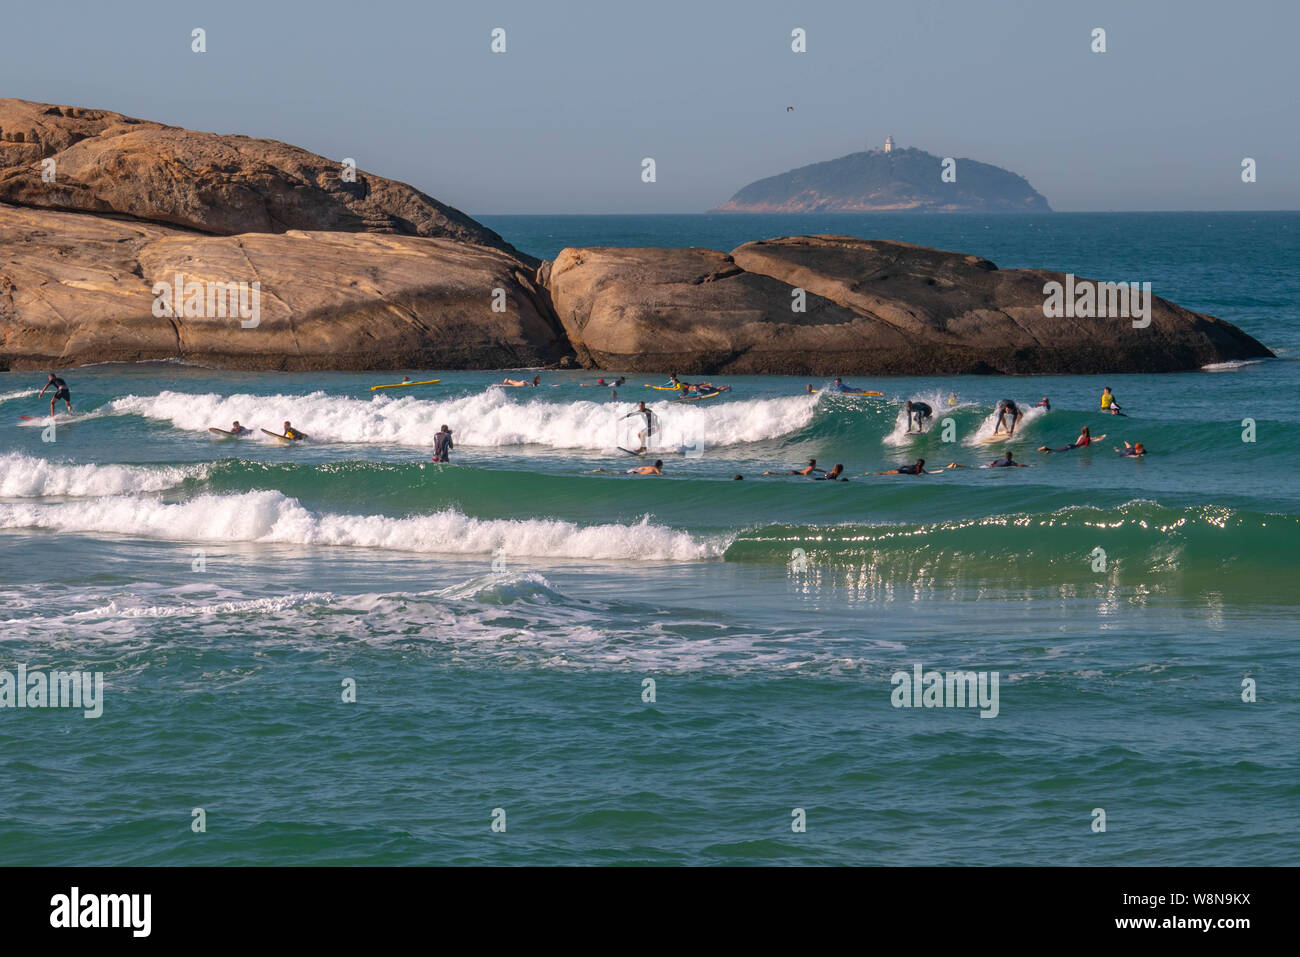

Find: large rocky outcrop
[541,236,1273,375]
[0,98,530,262]
[0,99,1276,375]
[0,205,565,371]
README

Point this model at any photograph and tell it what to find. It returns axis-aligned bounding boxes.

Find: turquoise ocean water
[1,212,1297,865]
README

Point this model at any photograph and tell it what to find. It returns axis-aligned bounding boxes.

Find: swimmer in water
[1115,441,1146,457]
[627,460,663,475]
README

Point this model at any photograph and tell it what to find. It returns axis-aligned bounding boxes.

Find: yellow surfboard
[370,379,441,391]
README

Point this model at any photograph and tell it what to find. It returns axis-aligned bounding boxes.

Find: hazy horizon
[4,0,1296,215]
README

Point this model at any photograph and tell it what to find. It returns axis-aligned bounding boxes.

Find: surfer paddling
[764,458,825,476]
[281,421,308,441]
[870,458,941,475]
[38,372,73,415]
[502,374,541,387]
[627,460,663,475]
[1038,426,1103,453]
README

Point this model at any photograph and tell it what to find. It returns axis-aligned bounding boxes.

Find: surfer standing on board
[38,372,73,415]
[993,399,1023,436]
[623,401,656,452]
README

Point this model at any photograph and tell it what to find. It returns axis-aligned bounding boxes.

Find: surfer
[1115,441,1146,457]
[1038,426,1102,453]
[1100,387,1125,415]
[905,400,933,433]
[627,460,663,475]
[281,421,308,441]
[229,421,252,436]
[871,458,936,475]
[947,392,959,407]
[993,399,1023,436]
[38,372,73,415]
[623,401,656,452]
[433,424,454,462]
[982,452,1024,468]
[502,374,541,387]
[813,464,847,481]
[764,458,824,476]
[1036,397,1051,411]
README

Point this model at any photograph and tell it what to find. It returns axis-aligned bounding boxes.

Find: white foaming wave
[0,490,723,561]
[964,401,1048,446]
[0,452,205,498]
[0,390,34,403]
[106,389,817,450]
[881,390,975,446]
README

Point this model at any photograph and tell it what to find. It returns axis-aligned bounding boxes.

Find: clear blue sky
[4,0,1295,213]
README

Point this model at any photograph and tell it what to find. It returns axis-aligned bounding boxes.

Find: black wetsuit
[908,402,933,431]
[991,456,1015,467]
[433,431,453,462]
[897,464,924,475]
[48,377,71,404]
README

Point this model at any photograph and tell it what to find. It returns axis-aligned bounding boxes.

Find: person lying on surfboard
[812,464,847,481]
[281,421,308,441]
[627,460,663,475]
[38,372,73,415]
[871,458,940,475]
[764,458,825,476]
[229,421,252,436]
[1115,441,1146,457]
[502,374,541,387]
[1038,426,1103,453]
[986,451,1029,468]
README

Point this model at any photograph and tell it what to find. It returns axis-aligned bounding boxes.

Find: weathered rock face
[0,98,529,262]
[542,246,914,374]
[543,236,1273,375]
[0,100,1275,375]
[0,205,566,371]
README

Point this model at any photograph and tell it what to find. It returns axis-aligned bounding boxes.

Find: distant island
[713,138,1051,214]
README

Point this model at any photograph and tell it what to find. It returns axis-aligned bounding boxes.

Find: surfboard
[671,391,721,402]
[208,427,247,438]
[18,414,74,424]
[809,388,883,397]
[645,384,684,391]
[261,429,303,442]
[979,432,1014,444]
[617,446,646,456]
[370,379,441,391]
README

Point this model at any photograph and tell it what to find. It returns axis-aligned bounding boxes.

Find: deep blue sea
[2,212,1297,864]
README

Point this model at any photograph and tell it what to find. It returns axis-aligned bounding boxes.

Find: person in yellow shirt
[1100,387,1125,415]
